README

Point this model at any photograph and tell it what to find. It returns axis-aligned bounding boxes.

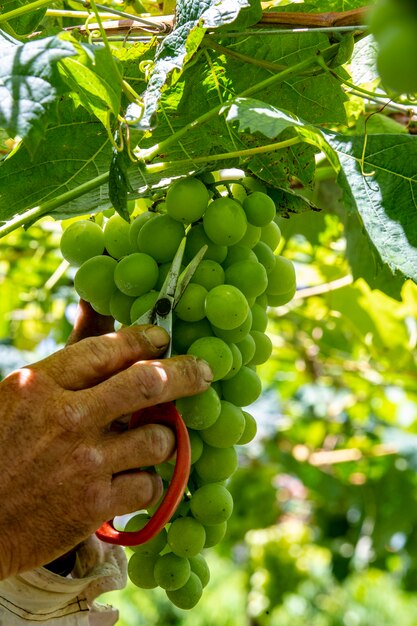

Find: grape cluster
[60,175,296,609]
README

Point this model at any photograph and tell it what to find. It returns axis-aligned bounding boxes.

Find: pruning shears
[96,237,207,547]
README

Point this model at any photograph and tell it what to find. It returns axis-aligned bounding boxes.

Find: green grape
[236,333,256,365]
[251,303,268,332]
[167,517,206,557]
[223,245,257,268]
[201,400,245,448]
[185,224,228,263]
[250,330,273,365]
[242,175,267,194]
[110,290,136,325]
[190,483,234,525]
[238,222,262,248]
[205,284,249,330]
[166,177,209,224]
[175,283,208,322]
[128,552,158,589]
[124,514,168,555]
[172,318,213,353]
[229,182,247,203]
[203,197,247,246]
[176,386,221,430]
[187,336,233,381]
[60,220,105,266]
[156,461,174,481]
[266,255,296,296]
[212,309,252,343]
[260,221,281,250]
[221,366,262,406]
[237,411,257,445]
[223,343,242,380]
[368,0,400,38]
[130,291,158,324]
[166,572,203,610]
[189,429,204,464]
[243,191,276,226]
[129,211,157,247]
[203,521,227,548]
[267,289,296,307]
[194,444,238,482]
[224,260,268,299]
[189,554,210,588]
[190,260,225,291]
[376,21,417,93]
[114,253,159,297]
[253,241,276,274]
[154,553,191,590]
[256,292,268,308]
[104,214,135,259]
[90,299,113,316]
[138,214,185,263]
[74,255,117,304]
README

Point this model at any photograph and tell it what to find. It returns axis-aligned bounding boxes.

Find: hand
[0,302,212,579]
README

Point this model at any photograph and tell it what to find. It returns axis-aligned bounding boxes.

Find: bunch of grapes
[60,175,296,609]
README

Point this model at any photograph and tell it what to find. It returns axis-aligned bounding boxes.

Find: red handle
[95,402,190,546]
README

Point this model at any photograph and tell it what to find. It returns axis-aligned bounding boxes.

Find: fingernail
[144,326,170,349]
[197,359,213,383]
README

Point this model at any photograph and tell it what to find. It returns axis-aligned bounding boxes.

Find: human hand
[0,303,212,580]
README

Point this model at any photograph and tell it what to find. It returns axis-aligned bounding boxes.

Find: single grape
[266,256,296,296]
[138,214,185,263]
[172,318,213,353]
[104,214,135,259]
[260,221,281,250]
[166,177,209,224]
[189,554,210,588]
[223,343,242,380]
[124,514,168,554]
[238,222,262,248]
[243,191,276,227]
[60,220,105,266]
[154,553,191,590]
[130,291,159,323]
[236,333,256,365]
[237,411,257,445]
[166,572,203,610]
[129,211,157,248]
[221,366,262,406]
[74,255,117,304]
[267,289,296,307]
[110,290,136,326]
[250,330,273,365]
[251,302,268,332]
[190,260,225,291]
[175,283,208,322]
[201,400,246,448]
[187,336,233,381]
[189,429,204,464]
[185,224,228,263]
[223,245,257,268]
[128,552,158,589]
[205,284,249,330]
[190,483,234,525]
[194,444,238,482]
[203,197,247,246]
[176,386,221,430]
[114,252,159,297]
[203,521,227,548]
[212,309,253,343]
[376,21,417,94]
[253,241,276,274]
[224,260,268,299]
[256,292,268,308]
[167,517,206,557]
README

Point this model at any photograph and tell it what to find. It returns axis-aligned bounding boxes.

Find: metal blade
[173,244,208,308]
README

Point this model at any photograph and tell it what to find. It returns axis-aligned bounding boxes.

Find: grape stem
[0,0,53,23]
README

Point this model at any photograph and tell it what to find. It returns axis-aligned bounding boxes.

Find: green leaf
[0,35,75,151]
[138,0,252,129]
[2,0,46,36]
[327,133,417,283]
[0,99,112,227]
[350,35,379,86]
[59,39,122,130]
[226,97,303,138]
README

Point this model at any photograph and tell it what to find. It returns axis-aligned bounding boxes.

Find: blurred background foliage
[1,169,417,625]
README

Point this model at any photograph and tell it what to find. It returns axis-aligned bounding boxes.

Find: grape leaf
[1,0,46,36]
[0,35,75,152]
[327,133,417,283]
[137,0,253,130]
[350,35,379,86]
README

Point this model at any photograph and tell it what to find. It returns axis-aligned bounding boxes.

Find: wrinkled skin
[0,301,212,579]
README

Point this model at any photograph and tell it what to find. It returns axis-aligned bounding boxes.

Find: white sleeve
[0,536,127,626]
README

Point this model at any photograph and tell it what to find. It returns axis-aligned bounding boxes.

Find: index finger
[36,325,170,390]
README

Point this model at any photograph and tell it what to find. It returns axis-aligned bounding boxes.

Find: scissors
[95,237,207,547]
